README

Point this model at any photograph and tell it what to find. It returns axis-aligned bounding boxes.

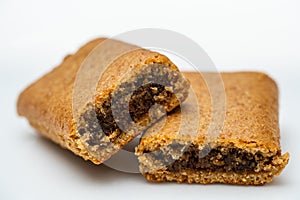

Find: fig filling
[145,144,275,174]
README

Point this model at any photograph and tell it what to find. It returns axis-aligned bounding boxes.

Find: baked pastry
[136,72,289,185]
[17,38,189,164]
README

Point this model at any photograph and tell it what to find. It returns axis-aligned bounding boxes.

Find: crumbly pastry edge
[142,152,289,186]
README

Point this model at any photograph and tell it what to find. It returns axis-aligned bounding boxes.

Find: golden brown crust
[137,72,282,152]
[18,39,104,163]
[17,38,185,164]
[136,71,289,185]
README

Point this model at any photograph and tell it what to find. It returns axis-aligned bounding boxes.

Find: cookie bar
[17,38,189,164]
[136,72,289,185]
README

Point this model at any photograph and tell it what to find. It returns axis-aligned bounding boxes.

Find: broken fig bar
[17,38,189,164]
[136,72,289,185]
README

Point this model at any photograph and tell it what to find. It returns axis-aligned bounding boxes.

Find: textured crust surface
[17,38,185,164]
[136,72,289,185]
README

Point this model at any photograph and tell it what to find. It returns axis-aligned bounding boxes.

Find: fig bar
[136,72,289,185]
[17,38,189,164]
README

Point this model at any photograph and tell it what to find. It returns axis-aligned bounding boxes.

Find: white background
[0,0,299,199]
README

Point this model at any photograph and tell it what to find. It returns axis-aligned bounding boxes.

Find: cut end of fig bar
[136,72,289,185]
[76,64,190,163]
